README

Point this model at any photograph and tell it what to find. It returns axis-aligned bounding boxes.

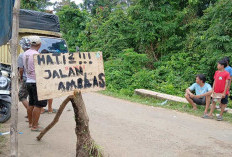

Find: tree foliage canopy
[77,0,232,96]
[21,0,232,97]
[56,4,89,52]
[20,0,52,11]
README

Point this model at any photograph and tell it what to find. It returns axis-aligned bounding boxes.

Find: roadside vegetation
[21,0,232,120]
[53,0,232,98]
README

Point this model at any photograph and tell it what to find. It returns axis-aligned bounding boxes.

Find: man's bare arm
[186,88,194,97]
[223,80,229,98]
[194,90,212,98]
[19,68,24,81]
[212,81,215,93]
[227,77,231,91]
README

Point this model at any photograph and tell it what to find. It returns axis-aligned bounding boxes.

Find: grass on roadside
[99,90,232,124]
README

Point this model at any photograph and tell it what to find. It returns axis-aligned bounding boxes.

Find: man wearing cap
[23,36,47,131]
[18,38,30,113]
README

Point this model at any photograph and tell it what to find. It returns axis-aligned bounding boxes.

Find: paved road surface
[18,92,232,157]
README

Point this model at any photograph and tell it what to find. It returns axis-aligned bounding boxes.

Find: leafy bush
[58,0,232,97]
[105,49,154,95]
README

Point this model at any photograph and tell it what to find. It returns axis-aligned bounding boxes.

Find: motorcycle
[0,67,11,123]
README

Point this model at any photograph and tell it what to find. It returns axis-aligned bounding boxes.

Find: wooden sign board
[34,52,105,100]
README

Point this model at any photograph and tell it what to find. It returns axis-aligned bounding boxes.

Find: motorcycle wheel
[0,101,11,123]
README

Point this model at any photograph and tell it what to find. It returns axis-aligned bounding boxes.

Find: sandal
[41,109,48,114]
[202,114,213,119]
[31,126,44,132]
[48,109,58,114]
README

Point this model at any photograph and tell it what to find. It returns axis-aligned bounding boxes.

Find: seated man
[185,74,212,113]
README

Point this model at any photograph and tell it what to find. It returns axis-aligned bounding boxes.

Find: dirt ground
[0,121,10,156]
[2,92,232,157]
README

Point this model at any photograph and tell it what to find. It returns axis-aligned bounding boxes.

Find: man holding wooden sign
[23,36,47,132]
[34,51,106,100]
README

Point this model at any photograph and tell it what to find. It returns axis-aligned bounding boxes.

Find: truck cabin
[21,36,68,54]
[0,9,68,69]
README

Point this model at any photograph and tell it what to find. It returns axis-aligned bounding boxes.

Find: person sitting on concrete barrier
[185,74,212,111]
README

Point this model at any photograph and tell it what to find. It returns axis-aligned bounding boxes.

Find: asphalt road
[17,92,232,157]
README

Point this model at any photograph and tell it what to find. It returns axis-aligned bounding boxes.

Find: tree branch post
[36,96,71,141]
[70,90,103,157]
[10,0,21,157]
[37,90,103,157]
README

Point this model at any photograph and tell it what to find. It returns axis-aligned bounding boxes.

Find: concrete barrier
[135,89,232,114]
[135,89,188,103]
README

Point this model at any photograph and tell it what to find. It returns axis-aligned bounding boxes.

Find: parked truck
[0,9,68,68]
[0,9,68,122]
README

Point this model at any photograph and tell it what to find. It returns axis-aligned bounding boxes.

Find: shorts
[191,96,206,105]
[221,95,228,104]
[26,83,47,108]
[212,95,228,104]
[18,80,29,101]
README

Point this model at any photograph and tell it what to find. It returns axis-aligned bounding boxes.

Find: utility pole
[10,0,21,156]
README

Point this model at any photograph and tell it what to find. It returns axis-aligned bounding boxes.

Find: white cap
[29,36,41,46]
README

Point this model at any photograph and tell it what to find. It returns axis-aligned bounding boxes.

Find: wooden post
[37,90,103,157]
[70,90,103,157]
[10,0,21,156]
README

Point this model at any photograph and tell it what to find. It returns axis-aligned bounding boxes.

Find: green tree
[82,0,137,15]
[53,0,79,12]
[184,0,232,81]
[20,0,52,11]
[59,0,232,97]
[79,6,137,58]
[56,5,90,52]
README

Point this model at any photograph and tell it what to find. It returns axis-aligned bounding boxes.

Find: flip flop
[29,122,40,128]
[48,109,58,114]
[31,126,44,132]
[202,114,213,119]
[41,109,48,114]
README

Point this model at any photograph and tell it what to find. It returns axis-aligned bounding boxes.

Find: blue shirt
[225,66,232,76]
[189,83,212,95]
[17,52,26,80]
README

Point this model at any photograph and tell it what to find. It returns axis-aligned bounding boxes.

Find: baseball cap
[29,36,41,46]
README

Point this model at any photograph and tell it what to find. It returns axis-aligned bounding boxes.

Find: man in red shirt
[203,60,230,121]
